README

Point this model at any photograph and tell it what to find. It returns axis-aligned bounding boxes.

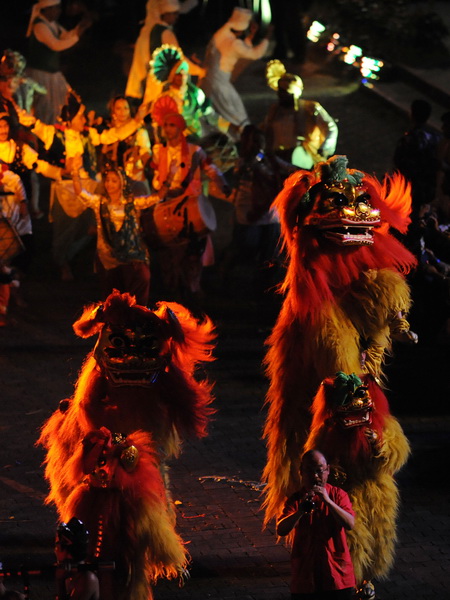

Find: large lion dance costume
[262,156,417,585]
[38,291,216,599]
[304,372,410,592]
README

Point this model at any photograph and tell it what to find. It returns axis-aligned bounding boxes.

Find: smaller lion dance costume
[262,156,417,589]
[304,372,410,595]
[39,290,216,600]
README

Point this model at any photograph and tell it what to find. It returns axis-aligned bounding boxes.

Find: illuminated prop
[39,291,215,598]
[304,372,410,586]
[150,44,188,84]
[262,156,416,560]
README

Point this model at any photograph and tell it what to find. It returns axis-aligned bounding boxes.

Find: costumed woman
[263,60,338,169]
[262,156,417,550]
[201,7,271,138]
[71,156,162,305]
[28,89,149,280]
[100,95,152,195]
[25,0,92,124]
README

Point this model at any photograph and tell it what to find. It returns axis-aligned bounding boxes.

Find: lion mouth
[104,367,161,386]
[337,409,373,428]
[322,225,375,246]
[314,211,381,246]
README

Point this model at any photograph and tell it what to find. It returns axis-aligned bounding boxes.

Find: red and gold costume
[39,290,215,599]
[262,156,416,553]
[304,373,410,588]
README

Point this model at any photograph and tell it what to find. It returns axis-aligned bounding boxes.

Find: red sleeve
[330,485,355,517]
[278,492,301,521]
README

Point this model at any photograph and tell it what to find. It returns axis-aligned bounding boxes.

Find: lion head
[273,155,417,323]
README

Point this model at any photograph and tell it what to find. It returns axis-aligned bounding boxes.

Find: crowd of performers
[1,1,449,599]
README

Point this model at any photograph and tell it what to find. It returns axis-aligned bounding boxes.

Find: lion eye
[109,334,129,349]
[354,387,368,398]
[331,193,348,208]
[358,193,371,204]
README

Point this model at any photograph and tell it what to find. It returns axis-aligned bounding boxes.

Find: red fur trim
[73,303,104,338]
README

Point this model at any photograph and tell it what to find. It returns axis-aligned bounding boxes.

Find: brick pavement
[1,284,450,599]
[1,21,450,600]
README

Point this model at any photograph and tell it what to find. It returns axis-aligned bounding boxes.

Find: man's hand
[312,484,330,504]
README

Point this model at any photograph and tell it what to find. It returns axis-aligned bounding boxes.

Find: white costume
[126,0,201,101]
[201,7,269,128]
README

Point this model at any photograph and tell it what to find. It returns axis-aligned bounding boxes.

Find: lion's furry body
[262,159,416,583]
[38,292,215,599]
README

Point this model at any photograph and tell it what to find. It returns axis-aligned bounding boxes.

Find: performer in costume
[38,290,214,598]
[26,0,92,124]
[71,160,163,305]
[304,373,410,597]
[127,0,204,104]
[262,156,417,539]
[27,90,148,280]
[1,48,47,115]
[0,165,30,327]
[38,290,215,508]
[101,95,152,195]
[201,7,271,137]
[146,96,229,302]
[0,111,62,218]
[263,60,338,169]
[150,44,223,140]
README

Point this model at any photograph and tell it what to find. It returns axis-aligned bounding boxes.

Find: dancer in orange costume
[304,373,410,595]
[262,155,417,531]
[39,290,215,599]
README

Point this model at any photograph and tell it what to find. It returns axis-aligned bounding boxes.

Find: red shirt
[280,483,356,594]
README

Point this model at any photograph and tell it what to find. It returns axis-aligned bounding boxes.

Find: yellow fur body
[263,268,412,522]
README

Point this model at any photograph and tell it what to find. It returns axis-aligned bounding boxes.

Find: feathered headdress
[150,44,188,83]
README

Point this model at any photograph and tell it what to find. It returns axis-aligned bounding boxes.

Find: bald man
[277,450,356,599]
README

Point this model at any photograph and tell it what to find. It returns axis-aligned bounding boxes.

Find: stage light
[343,45,363,65]
[307,21,326,43]
[360,56,384,80]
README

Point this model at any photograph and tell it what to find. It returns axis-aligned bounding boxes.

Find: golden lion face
[305,180,381,246]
